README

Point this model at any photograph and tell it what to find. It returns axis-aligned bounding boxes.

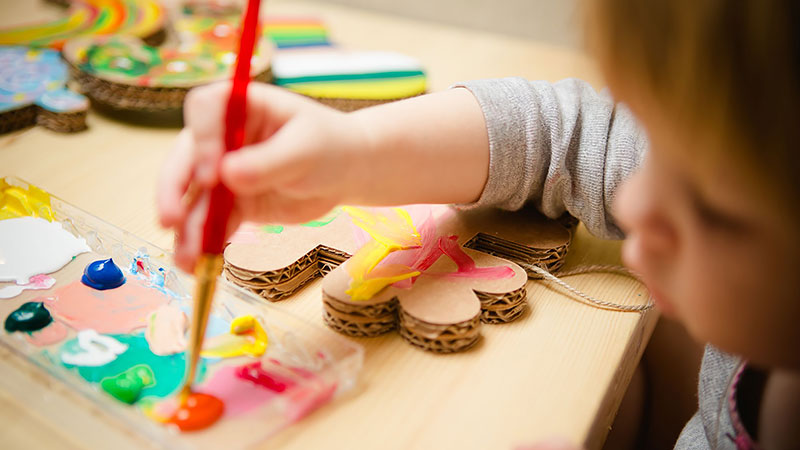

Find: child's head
[585,0,800,369]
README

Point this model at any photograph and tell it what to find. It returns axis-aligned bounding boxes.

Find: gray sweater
[457,77,747,449]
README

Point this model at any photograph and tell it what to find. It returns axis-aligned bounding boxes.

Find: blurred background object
[323,0,580,47]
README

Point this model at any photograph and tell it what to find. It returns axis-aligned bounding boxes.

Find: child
[158,0,800,447]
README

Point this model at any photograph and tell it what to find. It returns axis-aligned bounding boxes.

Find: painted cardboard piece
[0,46,89,134]
[224,208,360,301]
[272,47,427,111]
[61,13,273,111]
[0,0,166,50]
[223,205,572,353]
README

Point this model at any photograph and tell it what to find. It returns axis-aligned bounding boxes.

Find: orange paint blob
[167,393,224,431]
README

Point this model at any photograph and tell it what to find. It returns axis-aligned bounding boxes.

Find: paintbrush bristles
[180,253,224,405]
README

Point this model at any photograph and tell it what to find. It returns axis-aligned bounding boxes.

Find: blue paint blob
[81,258,126,290]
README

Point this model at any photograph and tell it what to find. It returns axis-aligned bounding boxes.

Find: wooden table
[0,1,656,449]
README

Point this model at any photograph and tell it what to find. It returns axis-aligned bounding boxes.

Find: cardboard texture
[322,246,528,353]
[224,209,361,301]
[0,46,89,134]
[62,14,273,111]
[223,205,572,353]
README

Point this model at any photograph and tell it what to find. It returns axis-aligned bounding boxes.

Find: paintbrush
[179,0,263,405]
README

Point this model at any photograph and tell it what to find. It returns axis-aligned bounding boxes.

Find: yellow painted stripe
[0,8,90,44]
[284,77,426,99]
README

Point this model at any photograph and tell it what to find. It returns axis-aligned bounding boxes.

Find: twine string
[519,262,655,313]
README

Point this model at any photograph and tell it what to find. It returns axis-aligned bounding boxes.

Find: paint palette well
[0,176,364,449]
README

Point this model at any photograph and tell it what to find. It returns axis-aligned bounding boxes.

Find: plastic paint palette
[0,176,364,449]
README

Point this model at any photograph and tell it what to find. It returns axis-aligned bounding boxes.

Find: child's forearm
[346,88,489,206]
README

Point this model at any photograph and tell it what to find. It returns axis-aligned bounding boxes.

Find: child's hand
[157,82,369,271]
[158,83,490,272]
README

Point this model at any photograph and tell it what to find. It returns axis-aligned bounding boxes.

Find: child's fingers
[184,82,230,187]
[219,122,311,196]
[157,129,195,228]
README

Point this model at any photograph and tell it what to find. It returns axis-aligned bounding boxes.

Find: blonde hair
[584,0,800,191]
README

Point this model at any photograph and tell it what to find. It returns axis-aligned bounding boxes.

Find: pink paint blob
[199,365,280,417]
[385,214,443,289]
[44,279,167,334]
[0,274,56,299]
[198,360,336,420]
[25,320,68,347]
[437,236,515,279]
[145,304,187,356]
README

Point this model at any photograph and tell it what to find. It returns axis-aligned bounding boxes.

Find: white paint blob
[0,217,90,284]
[60,330,129,367]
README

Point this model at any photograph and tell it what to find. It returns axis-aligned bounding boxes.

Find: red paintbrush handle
[200,0,262,255]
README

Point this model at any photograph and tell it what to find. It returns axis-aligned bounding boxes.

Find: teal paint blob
[60,333,206,400]
[5,302,53,332]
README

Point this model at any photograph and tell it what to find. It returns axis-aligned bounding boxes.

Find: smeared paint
[342,207,422,301]
[60,330,128,366]
[0,274,56,299]
[60,333,206,399]
[0,217,90,284]
[341,209,514,300]
[178,304,230,340]
[145,304,187,356]
[156,393,225,431]
[202,315,267,358]
[24,320,68,347]
[262,224,285,234]
[0,180,53,221]
[382,214,443,289]
[229,209,341,242]
[235,361,296,393]
[44,279,167,334]
[197,360,336,420]
[5,301,53,332]
[81,258,126,290]
[437,236,515,279]
[301,208,341,228]
[101,364,155,404]
[198,365,280,417]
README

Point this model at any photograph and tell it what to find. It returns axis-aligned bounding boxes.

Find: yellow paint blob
[202,315,268,358]
[0,180,54,221]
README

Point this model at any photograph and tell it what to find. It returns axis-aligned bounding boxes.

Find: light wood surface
[0,1,655,449]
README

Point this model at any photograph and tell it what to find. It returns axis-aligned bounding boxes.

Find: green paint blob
[60,333,207,401]
[261,224,284,234]
[100,364,155,404]
[5,302,53,332]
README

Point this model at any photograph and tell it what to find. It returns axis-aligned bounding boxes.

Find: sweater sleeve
[454,77,648,240]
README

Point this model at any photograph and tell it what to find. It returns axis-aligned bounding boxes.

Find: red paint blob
[167,393,224,431]
[235,361,296,392]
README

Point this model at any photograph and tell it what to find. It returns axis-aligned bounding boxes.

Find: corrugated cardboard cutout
[223,205,572,353]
